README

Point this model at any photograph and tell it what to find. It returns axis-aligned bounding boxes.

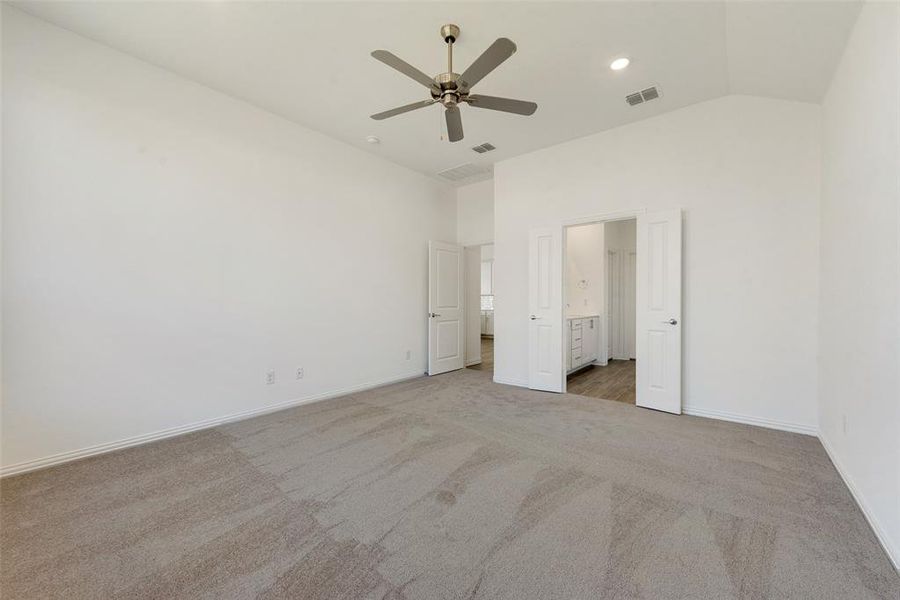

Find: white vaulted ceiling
[13,1,861,181]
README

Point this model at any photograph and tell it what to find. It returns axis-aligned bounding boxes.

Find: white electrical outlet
[296,367,304,380]
[265,369,275,385]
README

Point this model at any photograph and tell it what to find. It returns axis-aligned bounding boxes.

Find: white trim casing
[562,208,648,227]
[0,370,425,478]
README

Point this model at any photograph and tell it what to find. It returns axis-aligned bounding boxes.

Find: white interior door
[635,210,682,413]
[528,227,564,392]
[428,241,464,376]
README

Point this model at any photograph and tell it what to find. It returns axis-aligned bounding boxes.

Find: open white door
[528,228,564,392]
[635,209,682,413]
[428,241,465,375]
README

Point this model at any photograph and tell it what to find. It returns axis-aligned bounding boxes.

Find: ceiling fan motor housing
[440,24,460,43]
[432,72,464,107]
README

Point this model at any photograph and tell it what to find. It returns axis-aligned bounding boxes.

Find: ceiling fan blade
[370,99,436,120]
[371,50,438,91]
[465,95,537,116]
[458,38,517,92]
[445,106,464,142]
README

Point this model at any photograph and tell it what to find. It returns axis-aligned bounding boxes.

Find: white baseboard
[486,381,817,437]
[0,369,425,478]
[465,358,482,366]
[682,405,818,436]
[819,433,899,572]
[493,376,528,387]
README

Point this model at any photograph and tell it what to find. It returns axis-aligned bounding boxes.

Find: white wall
[565,223,605,316]
[1,8,455,472]
[818,1,900,568]
[494,95,822,433]
[456,179,494,246]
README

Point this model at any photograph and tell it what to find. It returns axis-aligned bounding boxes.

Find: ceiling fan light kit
[370,24,538,142]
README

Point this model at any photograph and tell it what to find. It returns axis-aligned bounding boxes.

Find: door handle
[662,318,678,325]
[430,312,441,318]
[530,315,540,320]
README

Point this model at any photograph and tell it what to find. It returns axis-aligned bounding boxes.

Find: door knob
[530,315,540,320]
[430,312,441,318]
[662,318,678,325]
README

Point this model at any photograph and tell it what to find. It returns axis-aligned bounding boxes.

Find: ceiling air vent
[471,142,496,154]
[640,86,660,101]
[625,85,662,107]
[436,162,492,182]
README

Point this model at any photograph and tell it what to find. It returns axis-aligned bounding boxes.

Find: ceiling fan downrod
[441,23,459,72]
[437,24,462,108]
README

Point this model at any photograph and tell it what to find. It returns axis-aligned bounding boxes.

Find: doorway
[426,241,494,378]
[466,244,494,375]
[527,209,682,414]
[564,219,636,403]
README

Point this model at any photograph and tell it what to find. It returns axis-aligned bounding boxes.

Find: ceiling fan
[370,24,537,142]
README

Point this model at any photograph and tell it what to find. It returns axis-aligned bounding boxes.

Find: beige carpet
[2,369,898,599]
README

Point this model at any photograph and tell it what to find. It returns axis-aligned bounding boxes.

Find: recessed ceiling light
[610,57,630,71]
[366,135,380,144]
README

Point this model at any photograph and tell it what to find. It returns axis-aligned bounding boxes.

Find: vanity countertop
[566,314,599,320]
